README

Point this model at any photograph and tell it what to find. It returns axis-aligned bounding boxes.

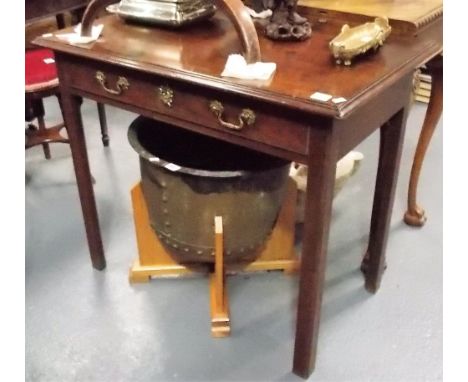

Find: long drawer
[59,57,310,156]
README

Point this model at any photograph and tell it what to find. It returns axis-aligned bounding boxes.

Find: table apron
[56,55,320,163]
[57,55,414,166]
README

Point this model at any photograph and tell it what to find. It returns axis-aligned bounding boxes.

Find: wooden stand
[129,180,298,336]
[210,216,230,337]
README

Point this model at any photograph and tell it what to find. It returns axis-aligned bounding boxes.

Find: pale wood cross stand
[129,180,299,337]
[210,216,230,337]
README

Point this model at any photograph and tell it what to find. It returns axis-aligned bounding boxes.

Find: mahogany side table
[34,4,442,378]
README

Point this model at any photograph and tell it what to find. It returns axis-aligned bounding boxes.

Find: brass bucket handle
[209,100,256,131]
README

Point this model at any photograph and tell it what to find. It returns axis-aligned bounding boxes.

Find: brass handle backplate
[95,71,129,95]
[158,85,174,107]
[209,100,256,130]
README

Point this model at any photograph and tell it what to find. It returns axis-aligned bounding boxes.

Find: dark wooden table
[26,0,89,24]
[34,4,442,378]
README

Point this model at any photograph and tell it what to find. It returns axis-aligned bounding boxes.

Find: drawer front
[60,58,309,156]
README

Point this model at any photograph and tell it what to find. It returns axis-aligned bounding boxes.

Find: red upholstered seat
[24,18,109,157]
[25,49,59,91]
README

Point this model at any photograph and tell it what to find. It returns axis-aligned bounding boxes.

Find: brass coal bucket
[128,116,291,264]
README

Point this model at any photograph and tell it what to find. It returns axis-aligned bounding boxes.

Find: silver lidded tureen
[107,0,216,27]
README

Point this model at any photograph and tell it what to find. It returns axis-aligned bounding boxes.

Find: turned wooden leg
[404,56,443,227]
[37,115,52,159]
[97,103,109,147]
[60,90,106,270]
[292,125,338,378]
[362,108,408,293]
[33,99,52,160]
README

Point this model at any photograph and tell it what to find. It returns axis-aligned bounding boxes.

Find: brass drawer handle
[209,100,256,131]
[157,85,174,107]
[95,71,129,95]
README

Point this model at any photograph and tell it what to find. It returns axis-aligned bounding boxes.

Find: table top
[34,6,441,118]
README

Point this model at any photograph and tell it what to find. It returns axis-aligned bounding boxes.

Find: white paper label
[164,163,181,172]
[310,92,333,102]
[332,97,347,104]
[43,58,55,64]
